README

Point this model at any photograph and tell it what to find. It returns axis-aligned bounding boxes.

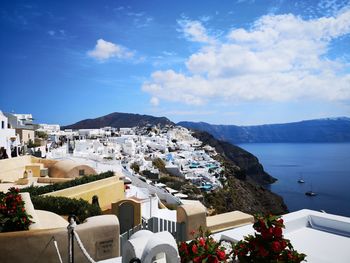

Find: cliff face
[179,117,350,143]
[204,177,287,215]
[191,130,287,215]
[192,130,276,185]
[62,112,174,130]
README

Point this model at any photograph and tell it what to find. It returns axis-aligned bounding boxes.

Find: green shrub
[27,139,41,148]
[31,195,102,223]
[130,162,140,173]
[152,158,166,173]
[20,171,114,196]
[35,131,48,140]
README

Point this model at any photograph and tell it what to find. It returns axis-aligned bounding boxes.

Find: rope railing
[53,239,63,263]
[67,215,97,263]
[33,236,63,263]
[73,230,97,263]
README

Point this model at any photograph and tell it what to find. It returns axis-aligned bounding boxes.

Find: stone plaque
[96,239,115,259]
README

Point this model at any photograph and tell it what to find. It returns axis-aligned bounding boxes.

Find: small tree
[152,158,166,173]
[130,162,140,174]
[35,131,48,140]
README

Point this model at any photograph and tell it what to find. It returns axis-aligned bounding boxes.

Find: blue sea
[238,143,350,217]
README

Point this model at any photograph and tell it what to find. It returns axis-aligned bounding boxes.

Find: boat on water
[297,173,305,183]
[305,191,317,196]
[305,182,317,196]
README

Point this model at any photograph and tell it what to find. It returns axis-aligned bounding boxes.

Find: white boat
[298,173,305,183]
[305,191,317,196]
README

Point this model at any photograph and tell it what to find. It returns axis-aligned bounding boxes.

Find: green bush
[20,171,114,196]
[130,162,140,173]
[27,139,41,148]
[31,195,101,223]
[152,158,166,173]
[35,131,48,140]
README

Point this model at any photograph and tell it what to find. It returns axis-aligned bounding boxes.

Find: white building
[12,113,34,126]
[0,111,18,158]
[38,124,60,133]
[123,139,136,156]
[120,128,134,135]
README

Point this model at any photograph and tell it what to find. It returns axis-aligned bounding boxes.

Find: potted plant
[0,187,33,232]
[234,214,306,262]
[179,227,231,263]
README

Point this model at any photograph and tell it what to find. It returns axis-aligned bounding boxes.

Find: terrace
[216,209,350,263]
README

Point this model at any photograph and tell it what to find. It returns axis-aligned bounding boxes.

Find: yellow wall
[44,175,125,211]
[25,164,44,177]
[0,155,34,182]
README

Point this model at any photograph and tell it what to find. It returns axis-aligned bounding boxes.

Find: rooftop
[216,209,350,263]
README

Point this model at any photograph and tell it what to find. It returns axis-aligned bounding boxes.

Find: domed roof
[50,159,96,178]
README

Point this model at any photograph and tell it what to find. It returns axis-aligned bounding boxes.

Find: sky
[0,0,350,126]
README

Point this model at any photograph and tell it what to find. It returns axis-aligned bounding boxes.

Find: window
[79,169,85,176]
[1,121,4,129]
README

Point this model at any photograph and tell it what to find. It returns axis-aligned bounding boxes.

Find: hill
[178,117,350,143]
[62,112,174,129]
[61,111,287,214]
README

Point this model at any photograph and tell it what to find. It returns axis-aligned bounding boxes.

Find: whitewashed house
[123,138,136,156]
[37,124,60,133]
[0,111,18,158]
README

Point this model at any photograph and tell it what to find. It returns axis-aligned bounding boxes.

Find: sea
[238,143,350,217]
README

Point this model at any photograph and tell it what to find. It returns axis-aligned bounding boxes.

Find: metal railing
[120,216,185,256]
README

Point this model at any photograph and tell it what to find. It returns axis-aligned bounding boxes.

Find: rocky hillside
[179,117,350,143]
[63,112,174,130]
[204,176,287,215]
[192,130,276,185]
[192,130,287,215]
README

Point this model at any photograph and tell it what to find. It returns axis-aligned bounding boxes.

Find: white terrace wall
[0,215,120,263]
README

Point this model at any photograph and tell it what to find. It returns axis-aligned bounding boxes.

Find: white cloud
[177,19,215,43]
[317,0,350,16]
[47,29,67,39]
[150,97,159,106]
[88,39,134,61]
[143,10,350,105]
[161,110,217,116]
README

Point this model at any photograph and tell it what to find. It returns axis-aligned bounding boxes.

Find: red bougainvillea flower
[199,237,206,247]
[281,240,287,249]
[208,255,219,263]
[0,187,33,232]
[178,226,231,263]
[234,214,306,263]
[180,242,188,254]
[271,241,282,253]
[261,229,272,239]
[259,246,269,257]
[216,249,226,260]
[192,244,198,254]
[273,226,283,238]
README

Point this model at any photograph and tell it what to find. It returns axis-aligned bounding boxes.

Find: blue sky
[0,0,349,125]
